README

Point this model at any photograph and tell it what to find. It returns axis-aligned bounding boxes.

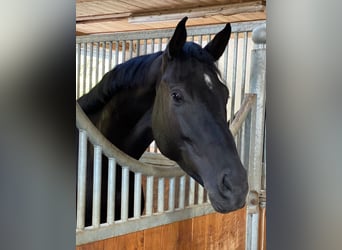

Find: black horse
[78,17,248,226]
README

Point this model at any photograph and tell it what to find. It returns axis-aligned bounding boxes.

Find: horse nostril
[222,174,232,193]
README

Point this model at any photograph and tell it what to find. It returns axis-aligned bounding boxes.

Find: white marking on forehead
[204,73,213,90]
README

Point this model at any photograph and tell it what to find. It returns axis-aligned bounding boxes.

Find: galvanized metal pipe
[197,184,204,205]
[145,176,154,216]
[76,43,81,98]
[178,176,186,209]
[121,166,129,221]
[92,145,102,227]
[82,42,87,95]
[76,130,87,230]
[114,41,119,67]
[168,177,175,211]
[133,172,142,218]
[189,178,195,206]
[107,158,116,224]
[94,42,100,84]
[157,178,164,213]
[246,23,266,250]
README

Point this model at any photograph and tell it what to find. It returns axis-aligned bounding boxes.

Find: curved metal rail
[76,93,256,178]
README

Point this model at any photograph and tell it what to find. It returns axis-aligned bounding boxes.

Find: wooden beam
[129,1,265,23]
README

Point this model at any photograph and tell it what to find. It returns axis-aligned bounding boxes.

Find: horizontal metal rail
[76,21,265,44]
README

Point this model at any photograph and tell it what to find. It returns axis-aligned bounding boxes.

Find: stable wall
[76,207,246,250]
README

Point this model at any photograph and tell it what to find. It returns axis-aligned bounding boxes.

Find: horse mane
[77,51,163,114]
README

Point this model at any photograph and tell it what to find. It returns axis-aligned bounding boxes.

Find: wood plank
[161,221,180,250]
[143,225,162,249]
[192,213,209,250]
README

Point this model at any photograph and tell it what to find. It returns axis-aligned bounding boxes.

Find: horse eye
[171,91,183,103]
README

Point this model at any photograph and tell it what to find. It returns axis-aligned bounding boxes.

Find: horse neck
[87,54,162,159]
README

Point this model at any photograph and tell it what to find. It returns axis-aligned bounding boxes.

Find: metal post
[76,130,87,230]
[246,23,266,250]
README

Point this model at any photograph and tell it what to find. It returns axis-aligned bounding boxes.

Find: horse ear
[204,23,231,61]
[166,16,188,59]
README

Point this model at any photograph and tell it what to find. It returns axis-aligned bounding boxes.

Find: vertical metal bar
[82,43,87,95]
[158,38,162,51]
[108,41,113,70]
[151,38,155,53]
[94,42,100,84]
[76,130,87,230]
[92,145,102,227]
[178,176,186,209]
[247,213,260,250]
[129,40,133,60]
[121,166,129,221]
[76,43,81,98]
[143,39,147,55]
[101,42,106,76]
[222,43,229,85]
[246,23,266,250]
[237,32,249,156]
[107,158,116,224]
[197,184,204,205]
[189,178,195,206]
[230,32,239,123]
[168,177,175,211]
[157,177,164,213]
[88,42,93,90]
[136,39,140,56]
[114,41,119,67]
[133,172,142,218]
[241,32,248,97]
[198,35,203,46]
[121,40,126,62]
[145,176,154,216]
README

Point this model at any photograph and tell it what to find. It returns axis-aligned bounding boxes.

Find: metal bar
[94,42,100,84]
[108,41,113,70]
[76,43,81,98]
[133,172,142,218]
[189,177,195,206]
[107,158,116,224]
[88,42,93,90]
[168,177,175,211]
[230,32,239,122]
[246,23,266,250]
[76,21,265,44]
[92,145,102,227]
[121,40,126,62]
[143,39,147,55]
[101,42,105,76]
[157,177,164,213]
[114,41,119,67]
[82,43,87,95]
[247,213,260,250]
[121,166,129,221]
[197,184,204,205]
[76,130,87,230]
[198,35,203,46]
[222,42,229,85]
[151,38,155,53]
[178,176,186,209]
[145,176,154,216]
[136,39,140,56]
[129,40,133,60]
[158,38,162,51]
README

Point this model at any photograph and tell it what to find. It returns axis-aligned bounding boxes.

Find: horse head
[152,17,248,213]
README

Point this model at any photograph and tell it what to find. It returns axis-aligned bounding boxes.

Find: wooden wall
[76,207,246,250]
